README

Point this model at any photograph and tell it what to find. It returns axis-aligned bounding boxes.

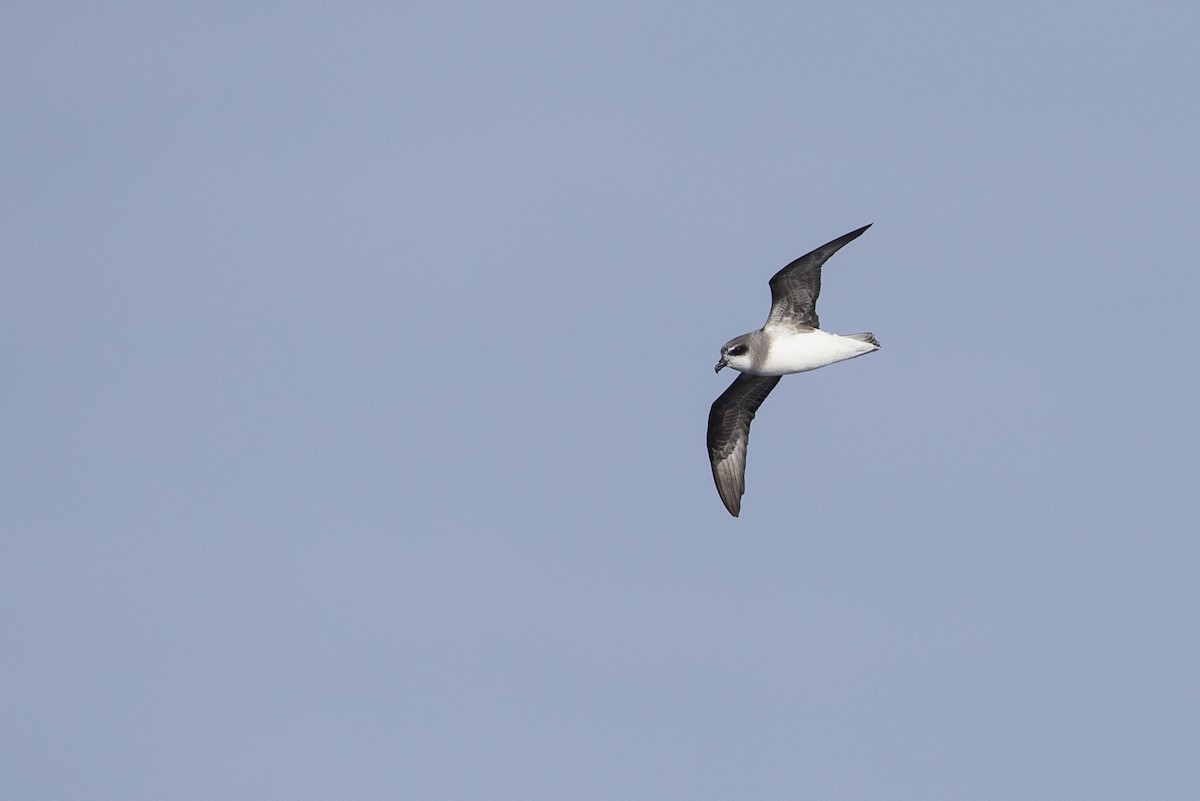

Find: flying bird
[707,224,880,516]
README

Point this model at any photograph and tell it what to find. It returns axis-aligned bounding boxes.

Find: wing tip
[718,491,741,517]
[846,222,873,240]
[712,461,745,517]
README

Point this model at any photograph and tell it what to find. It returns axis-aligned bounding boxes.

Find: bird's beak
[714,358,727,373]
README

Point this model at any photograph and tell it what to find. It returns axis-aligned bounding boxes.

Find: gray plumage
[707,224,879,517]
[707,373,780,517]
[764,223,871,330]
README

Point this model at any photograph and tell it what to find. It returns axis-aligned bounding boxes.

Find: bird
[707,224,880,516]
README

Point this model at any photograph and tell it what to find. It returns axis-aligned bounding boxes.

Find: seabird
[707,224,880,516]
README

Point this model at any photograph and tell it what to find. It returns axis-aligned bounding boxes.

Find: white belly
[756,328,878,375]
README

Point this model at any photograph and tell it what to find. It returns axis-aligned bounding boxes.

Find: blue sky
[3,3,1199,799]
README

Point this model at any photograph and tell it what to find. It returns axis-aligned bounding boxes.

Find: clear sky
[3,3,1199,799]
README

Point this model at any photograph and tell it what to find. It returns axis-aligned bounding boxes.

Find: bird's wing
[765,224,871,330]
[707,373,782,517]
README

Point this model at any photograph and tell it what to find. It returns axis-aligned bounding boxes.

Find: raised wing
[765,224,871,330]
[707,373,781,517]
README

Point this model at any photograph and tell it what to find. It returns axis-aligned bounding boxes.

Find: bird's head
[715,335,755,373]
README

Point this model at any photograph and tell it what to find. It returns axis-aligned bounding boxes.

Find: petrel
[707,224,880,516]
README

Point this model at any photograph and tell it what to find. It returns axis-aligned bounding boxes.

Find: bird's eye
[729,345,748,356]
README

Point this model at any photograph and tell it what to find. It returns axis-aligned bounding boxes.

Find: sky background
[3,3,1199,799]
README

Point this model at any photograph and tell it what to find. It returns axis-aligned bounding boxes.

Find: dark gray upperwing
[707,373,782,517]
[765,224,871,330]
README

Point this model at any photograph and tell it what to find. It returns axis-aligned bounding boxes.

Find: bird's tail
[846,332,880,348]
